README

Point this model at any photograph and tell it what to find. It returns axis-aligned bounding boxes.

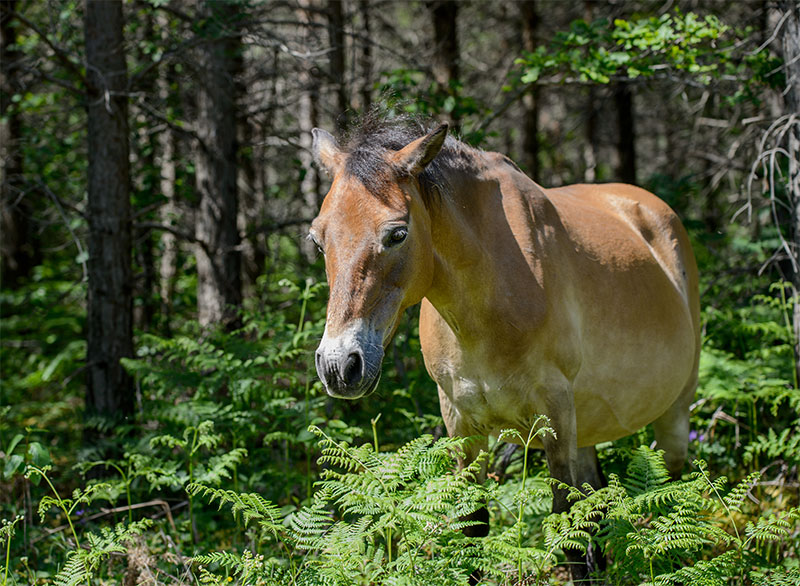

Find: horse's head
[310,123,448,399]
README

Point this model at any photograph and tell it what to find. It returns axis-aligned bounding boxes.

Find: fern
[656,549,739,585]
[288,490,336,551]
[187,483,285,539]
[723,470,760,513]
[744,508,800,550]
[624,445,672,496]
[52,552,87,586]
[748,566,800,586]
[51,520,153,586]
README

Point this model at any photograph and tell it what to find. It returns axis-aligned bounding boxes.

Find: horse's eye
[308,233,324,255]
[387,227,408,246]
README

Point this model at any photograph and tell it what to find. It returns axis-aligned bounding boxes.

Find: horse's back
[541,183,700,444]
[545,183,696,301]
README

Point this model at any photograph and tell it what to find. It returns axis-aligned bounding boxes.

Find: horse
[309,116,701,580]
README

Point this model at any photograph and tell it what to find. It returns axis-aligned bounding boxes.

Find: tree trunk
[520,0,540,181]
[427,0,460,131]
[1,0,37,287]
[154,11,179,331]
[195,1,242,328]
[132,12,158,332]
[583,1,599,183]
[615,81,637,184]
[358,0,372,111]
[236,38,266,295]
[297,0,322,262]
[328,0,348,129]
[84,0,134,419]
[778,0,800,385]
[157,111,178,329]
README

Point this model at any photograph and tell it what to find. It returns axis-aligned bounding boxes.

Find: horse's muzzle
[315,324,383,399]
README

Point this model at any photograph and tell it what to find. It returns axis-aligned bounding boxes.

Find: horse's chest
[420,308,551,433]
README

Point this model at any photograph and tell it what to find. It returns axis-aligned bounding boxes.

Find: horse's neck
[424,160,549,336]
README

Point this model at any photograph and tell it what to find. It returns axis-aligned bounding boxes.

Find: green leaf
[7,433,24,455]
[28,442,52,467]
[3,454,24,480]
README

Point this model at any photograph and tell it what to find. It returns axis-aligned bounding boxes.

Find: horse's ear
[312,128,344,176]
[391,123,448,176]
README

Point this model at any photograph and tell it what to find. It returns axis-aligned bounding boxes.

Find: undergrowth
[2,276,799,585]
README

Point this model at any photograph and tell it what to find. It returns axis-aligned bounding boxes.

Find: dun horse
[310,117,700,579]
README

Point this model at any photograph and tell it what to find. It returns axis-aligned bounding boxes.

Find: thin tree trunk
[155,11,178,330]
[358,0,372,111]
[584,87,599,183]
[1,0,37,287]
[778,0,800,384]
[132,12,157,331]
[427,0,460,131]
[297,0,322,262]
[520,0,540,181]
[328,0,348,129]
[195,1,242,328]
[615,81,637,184]
[583,1,599,183]
[237,41,266,295]
[84,0,134,419]
[157,114,178,327]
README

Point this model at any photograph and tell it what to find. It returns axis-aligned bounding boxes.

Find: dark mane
[340,112,476,206]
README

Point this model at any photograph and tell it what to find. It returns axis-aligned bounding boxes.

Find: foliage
[2,1,799,585]
[515,10,782,96]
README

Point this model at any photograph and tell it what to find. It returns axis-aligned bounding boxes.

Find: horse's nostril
[342,352,363,387]
[315,349,324,376]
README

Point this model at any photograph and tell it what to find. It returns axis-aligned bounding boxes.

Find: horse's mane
[340,111,478,207]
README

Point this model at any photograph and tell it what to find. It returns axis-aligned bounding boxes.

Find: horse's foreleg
[458,435,489,538]
[438,385,490,536]
[576,446,605,490]
[541,392,579,515]
[437,386,489,585]
[542,392,593,583]
[577,445,607,575]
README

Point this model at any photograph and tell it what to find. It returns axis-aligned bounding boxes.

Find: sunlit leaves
[515,10,778,96]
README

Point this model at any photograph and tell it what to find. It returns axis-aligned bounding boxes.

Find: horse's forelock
[339,114,455,207]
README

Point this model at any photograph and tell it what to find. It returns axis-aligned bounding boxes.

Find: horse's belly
[420,292,696,447]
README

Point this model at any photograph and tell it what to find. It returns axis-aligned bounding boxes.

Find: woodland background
[1,0,799,584]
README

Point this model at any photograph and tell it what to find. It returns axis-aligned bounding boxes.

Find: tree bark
[615,81,637,184]
[84,0,134,419]
[358,0,372,111]
[195,0,242,328]
[778,0,800,384]
[157,104,178,328]
[427,0,460,131]
[297,0,322,262]
[1,0,37,287]
[520,0,540,181]
[583,1,599,183]
[153,10,179,331]
[328,0,348,129]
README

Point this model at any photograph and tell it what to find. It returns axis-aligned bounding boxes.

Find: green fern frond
[52,552,87,586]
[187,483,284,535]
[656,549,738,585]
[191,550,243,570]
[723,470,760,513]
[196,447,248,485]
[288,493,335,551]
[748,566,800,586]
[625,445,671,496]
[744,507,799,547]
